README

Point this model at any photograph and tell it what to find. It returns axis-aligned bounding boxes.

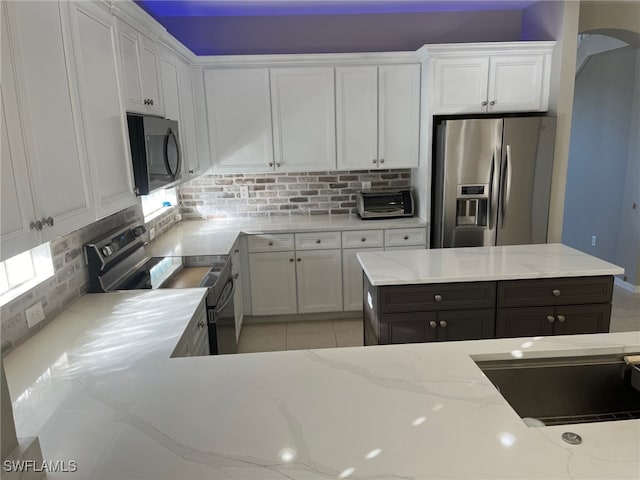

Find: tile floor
[237,285,639,354]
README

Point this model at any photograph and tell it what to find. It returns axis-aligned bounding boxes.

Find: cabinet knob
[233,273,239,279]
[268,241,274,246]
[189,169,195,174]
[144,98,148,105]
[429,321,437,329]
[552,289,561,297]
[316,239,321,244]
[150,99,154,105]
[372,159,378,164]
[403,235,409,240]
[30,220,43,231]
[297,258,301,262]
[235,249,239,254]
[197,321,205,328]
[489,100,496,106]
[546,315,555,323]
[42,216,54,227]
[557,315,566,323]
[276,162,281,168]
[289,258,294,262]
[481,101,488,106]
[439,320,448,328]
[268,162,274,167]
[434,294,442,302]
[361,238,366,242]
[379,158,385,164]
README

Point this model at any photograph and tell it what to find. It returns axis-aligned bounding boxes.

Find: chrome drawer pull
[552,289,561,297]
[434,294,442,302]
[557,315,566,323]
[439,320,447,328]
[429,321,437,328]
[546,315,555,323]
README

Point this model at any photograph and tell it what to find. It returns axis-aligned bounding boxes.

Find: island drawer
[295,231,341,250]
[342,230,384,248]
[248,234,294,252]
[379,282,496,313]
[497,276,614,308]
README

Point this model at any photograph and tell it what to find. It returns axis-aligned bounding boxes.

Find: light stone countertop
[147,215,427,257]
[358,243,625,285]
[3,288,640,479]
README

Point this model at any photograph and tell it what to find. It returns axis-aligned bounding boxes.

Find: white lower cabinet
[249,251,297,316]
[296,250,343,313]
[231,241,244,341]
[343,248,383,311]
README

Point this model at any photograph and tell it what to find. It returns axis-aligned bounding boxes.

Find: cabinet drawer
[247,234,294,252]
[497,276,613,308]
[380,282,496,313]
[342,230,384,248]
[384,228,426,247]
[295,231,341,250]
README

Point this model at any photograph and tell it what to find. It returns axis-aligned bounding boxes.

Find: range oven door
[207,277,237,355]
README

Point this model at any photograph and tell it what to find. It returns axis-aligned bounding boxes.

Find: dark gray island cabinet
[358,245,622,346]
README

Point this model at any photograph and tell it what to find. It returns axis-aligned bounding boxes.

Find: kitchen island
[358,244,625,345]
[3,287,640,479]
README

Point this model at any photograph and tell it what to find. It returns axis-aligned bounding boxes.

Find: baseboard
[614,276,640,294]
[2,436,46,480]
[244,311,361,324]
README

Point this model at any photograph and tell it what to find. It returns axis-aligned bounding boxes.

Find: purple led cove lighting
[135,1,538,18]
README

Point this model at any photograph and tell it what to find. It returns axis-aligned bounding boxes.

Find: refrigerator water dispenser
[456,185,488,227]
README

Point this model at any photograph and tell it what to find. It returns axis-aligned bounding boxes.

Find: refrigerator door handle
[489,146,499,229]
[501,145,513,226]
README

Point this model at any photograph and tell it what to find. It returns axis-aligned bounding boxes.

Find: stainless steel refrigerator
[431,116,556,248]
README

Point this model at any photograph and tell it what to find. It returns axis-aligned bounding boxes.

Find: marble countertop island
[358,243,625,285]
[147,215,427,257]
[3,288,640,479]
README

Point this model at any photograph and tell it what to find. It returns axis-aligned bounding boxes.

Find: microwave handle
[164,128,182,177]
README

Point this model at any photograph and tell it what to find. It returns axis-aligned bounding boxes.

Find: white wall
[562,46,638,282]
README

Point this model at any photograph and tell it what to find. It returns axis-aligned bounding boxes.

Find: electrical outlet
[591,235,597,247]
[25,302,45,328]
[176,213,182,222]
[149,227,156,241]
[362,181,372,190]
[240,185,249,199]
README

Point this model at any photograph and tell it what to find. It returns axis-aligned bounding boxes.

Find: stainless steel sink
[476,354,640,426]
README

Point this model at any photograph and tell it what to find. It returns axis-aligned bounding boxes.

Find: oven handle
[213,278,236,317]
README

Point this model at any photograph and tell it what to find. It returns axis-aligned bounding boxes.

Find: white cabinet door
[488,54,547,113]
[69,2,136,220]
[378,64,420,168]
[249,251,297,316]
[139,34,163,116]
[0,12,40,261]
[336,66,378,170]
[159,53,180,122]
[342,248,383,311]
[432,56,489,114]
[116,19,163,116]
[178,67,201,177]
[270,67,336,172]
[296,249,343,314]
[205,68,274,172]
[6,1,94,241]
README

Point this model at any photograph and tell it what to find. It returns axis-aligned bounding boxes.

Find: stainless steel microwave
[356,189,415,219]
[127,113,181,195]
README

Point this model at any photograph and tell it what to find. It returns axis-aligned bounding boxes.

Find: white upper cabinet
[68,1,136,220]
[270,67,336,172]
[335,66,378,170]
[115,18,163,116]
[205,68,274,172]
[159,51,181,121]
[378,64,420,169]
[336,64,420,170]
[0,9,39,261]
[4,1,95,243]
[178,67,202,177]
[428,43,553,115]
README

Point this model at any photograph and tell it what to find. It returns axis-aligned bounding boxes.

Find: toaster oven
[356,189,415,219]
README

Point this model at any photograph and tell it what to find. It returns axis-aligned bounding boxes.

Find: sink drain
[561,432,582,445]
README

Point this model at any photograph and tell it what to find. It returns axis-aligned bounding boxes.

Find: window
[140,187,178,222]
[0,243,54,306]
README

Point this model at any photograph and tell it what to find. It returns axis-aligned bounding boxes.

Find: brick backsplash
[178,169,411,219]
[0,202,181,356]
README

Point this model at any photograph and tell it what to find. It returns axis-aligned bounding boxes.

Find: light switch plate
[362,181,371,190]
[240,185,249,199]
[149,227,156,241]
[25,302,45,328]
